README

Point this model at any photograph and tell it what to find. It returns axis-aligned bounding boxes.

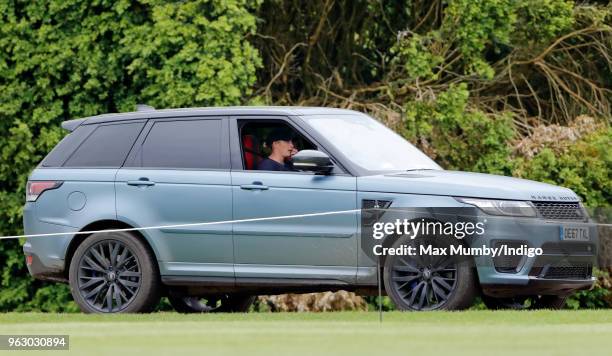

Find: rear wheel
[168,293,255,313]
[383,235,477,311]
[69,231,161,313]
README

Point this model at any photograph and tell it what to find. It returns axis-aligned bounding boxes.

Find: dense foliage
[0,0,610,311]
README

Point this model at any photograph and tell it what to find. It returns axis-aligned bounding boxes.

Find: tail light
[26,181,63,202]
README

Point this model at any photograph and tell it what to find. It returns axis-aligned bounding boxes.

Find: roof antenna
[136,104,155,111]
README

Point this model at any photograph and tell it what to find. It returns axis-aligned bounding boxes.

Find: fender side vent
[362,199,392,226]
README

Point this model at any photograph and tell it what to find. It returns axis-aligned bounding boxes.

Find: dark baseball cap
[265,128,294,146]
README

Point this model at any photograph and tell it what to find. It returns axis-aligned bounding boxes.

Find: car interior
[239,121,316,170]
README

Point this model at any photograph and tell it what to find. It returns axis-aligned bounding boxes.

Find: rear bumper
[481,278,595,298]
[24,252,67,283]
[22,203,76,282]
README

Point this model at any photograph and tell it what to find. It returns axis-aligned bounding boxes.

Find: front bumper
[473,215,598,297]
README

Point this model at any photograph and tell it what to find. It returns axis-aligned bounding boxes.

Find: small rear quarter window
[62,122,145,168]
[40,125,95,167]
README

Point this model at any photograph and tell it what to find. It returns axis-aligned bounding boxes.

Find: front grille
[542,265,592,279]
[530,263,592,280]
[532,201,584,220]
[540,242,595,255]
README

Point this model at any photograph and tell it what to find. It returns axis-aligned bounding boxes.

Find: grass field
[1,311,611,355]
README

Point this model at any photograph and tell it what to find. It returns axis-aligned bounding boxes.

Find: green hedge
[514,125,612,207]
[0,0,261,312]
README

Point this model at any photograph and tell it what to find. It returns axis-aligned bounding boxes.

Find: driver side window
[238,120,316,171]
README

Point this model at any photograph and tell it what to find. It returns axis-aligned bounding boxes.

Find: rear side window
[139,119,222,169]
[41,125,96,167]
[63,122,144,168]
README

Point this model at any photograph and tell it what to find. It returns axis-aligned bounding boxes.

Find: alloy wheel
[77,240,142,312]
[391,253,458,310]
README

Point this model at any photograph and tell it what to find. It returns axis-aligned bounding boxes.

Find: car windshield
[302,114,442,172]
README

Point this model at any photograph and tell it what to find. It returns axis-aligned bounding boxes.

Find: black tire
[383,235,477,311]
[69,231,161,313]
[168,293,255,313]
[482,295,566,310]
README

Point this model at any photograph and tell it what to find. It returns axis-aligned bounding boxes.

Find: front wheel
[383,235,477,311]
[69,231,161,313]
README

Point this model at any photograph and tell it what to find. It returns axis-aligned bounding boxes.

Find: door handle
[240,181,268,190]
[127,178,155,186]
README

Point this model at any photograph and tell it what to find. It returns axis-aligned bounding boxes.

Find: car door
[116,117,234,281]
[229,117,358,284]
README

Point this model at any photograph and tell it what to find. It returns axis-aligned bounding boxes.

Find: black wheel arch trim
[64,220,160,279]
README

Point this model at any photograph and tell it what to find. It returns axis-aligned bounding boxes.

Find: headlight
[455,198,537,217]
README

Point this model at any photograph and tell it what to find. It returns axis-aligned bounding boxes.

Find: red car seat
[243,134,263,170]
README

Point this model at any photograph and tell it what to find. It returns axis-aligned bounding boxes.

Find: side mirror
[292,150,334,174]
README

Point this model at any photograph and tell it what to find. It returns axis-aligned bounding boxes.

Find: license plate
[560,226,590,241]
